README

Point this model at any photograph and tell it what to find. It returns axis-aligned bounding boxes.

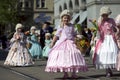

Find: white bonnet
[35,30,40,35]
[100,6,112,16]
[15,23,23,30]
[115,14,120,26]
[30,26,36,30]
[45,33,51,36]
[60,9,71,18]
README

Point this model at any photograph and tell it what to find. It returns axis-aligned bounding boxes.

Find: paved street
[0,66,31,80]
[0,49,120,80]
[0,57,120,80]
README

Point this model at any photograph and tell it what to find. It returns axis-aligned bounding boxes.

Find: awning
[70,13,80,24]
[78,11,87,24]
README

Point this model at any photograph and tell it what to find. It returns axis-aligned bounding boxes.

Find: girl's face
[62,15,70,25]
[42,24,47,29]
[17,28,22,32]
[102,14,109,20]
[45,35,50,40]
[31,29,36,34]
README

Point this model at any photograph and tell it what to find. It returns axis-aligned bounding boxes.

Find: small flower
[79,37,90,49]
[25,31,30,36]
[89,19,98,30]
[93,19,96,23]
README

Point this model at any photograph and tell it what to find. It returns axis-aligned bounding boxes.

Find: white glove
[90,40,94,45]
[76,35,83,39]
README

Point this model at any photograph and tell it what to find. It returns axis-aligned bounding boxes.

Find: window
[36,0,46,8]
[41,0,45,8]
[36,0,40,8]
[81,0,86,4]
[59,6,62,14]
[19,2,23,8]
[69,0,73,9]
[75,0,79,6]
[25,1,29,8]
[64,3,67,10]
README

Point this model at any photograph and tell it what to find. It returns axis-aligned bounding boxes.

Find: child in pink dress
[45,9,88,78]
[115,14,120,71]
[93,6,118,77]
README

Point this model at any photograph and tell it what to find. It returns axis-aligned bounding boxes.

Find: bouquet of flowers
[25,31,30,36]
[24,31,32,49]
[75,37,90,54]
[79,37,90,49]
[89,19,98,30]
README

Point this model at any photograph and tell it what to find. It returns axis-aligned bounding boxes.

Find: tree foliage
[0,0,20,25]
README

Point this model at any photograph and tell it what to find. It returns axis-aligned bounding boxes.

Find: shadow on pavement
[88,74,105,78]
[55,76,89,80]
[0,49,8,60]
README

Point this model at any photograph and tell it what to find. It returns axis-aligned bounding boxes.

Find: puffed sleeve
[55,26,63,37]
[10,32,17,43]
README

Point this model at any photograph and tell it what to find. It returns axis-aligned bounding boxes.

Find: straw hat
[100,6,112,16]
[60,9,71,18]
[15,23,23,30]
[115,14,120,26]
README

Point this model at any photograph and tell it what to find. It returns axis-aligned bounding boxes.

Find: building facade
[18,0,54,28]
[54,0,120,28]
[87,0,120,27]
[54,0,87,28]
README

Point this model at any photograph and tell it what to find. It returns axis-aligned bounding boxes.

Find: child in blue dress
[42,33,52,59]
[29,26,42,60]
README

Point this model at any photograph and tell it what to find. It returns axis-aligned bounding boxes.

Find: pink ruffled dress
[93,18,118,69]
[45,24,88,73]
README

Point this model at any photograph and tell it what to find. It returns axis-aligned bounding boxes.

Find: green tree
[0,0,22,36]
[0,0,20,24]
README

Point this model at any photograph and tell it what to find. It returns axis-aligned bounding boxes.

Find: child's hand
[16,35,20,40]
[90,40,94,46]
[50,43,54,48]
[76,35,83,39]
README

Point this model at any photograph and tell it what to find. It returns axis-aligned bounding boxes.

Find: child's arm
[10,33,20,43]
[50,36,58,48]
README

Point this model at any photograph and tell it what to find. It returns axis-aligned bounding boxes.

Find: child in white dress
[4,23,34,66]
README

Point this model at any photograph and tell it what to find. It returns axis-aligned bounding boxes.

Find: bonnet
[45,33,51,37]
[100,6,112,16]
[15,23,23,30]
[30,26,36,30]
[60,9,71,18]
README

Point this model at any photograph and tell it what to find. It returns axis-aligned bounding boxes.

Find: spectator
[40,22,53,48]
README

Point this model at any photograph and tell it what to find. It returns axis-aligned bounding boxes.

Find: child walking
[93,6,118,77]
[45,9,88,78]
[29,26,42,60]
[4,23,34,66]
